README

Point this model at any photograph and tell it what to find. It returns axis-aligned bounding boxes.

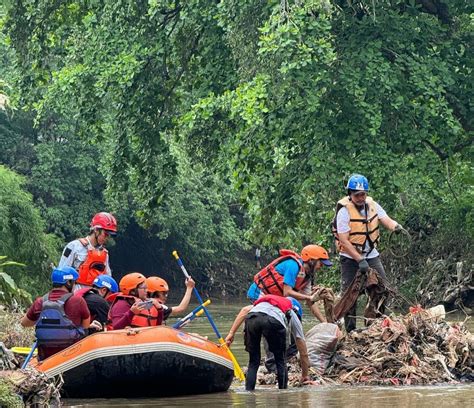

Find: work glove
[394,223,404,234]
[358,259,369,274]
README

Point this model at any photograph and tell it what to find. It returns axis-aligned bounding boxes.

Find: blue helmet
[93,275,119,293]
[51,266,79,285]
[346,174,369,192]
[288,297,303,319]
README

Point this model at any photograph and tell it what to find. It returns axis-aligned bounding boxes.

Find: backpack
[35,293,86,347]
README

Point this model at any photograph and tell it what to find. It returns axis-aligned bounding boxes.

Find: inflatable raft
[31,326,234,398]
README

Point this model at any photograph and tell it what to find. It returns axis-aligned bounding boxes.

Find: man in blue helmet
[21,266,91,360]
[332,173,403,332]
[75,275,119,333]
[225,295,312,391]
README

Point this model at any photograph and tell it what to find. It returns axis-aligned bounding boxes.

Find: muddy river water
[64,301,473,407]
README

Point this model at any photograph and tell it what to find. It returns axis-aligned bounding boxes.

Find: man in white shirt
[333,174,402,332]
[58,212,117,291]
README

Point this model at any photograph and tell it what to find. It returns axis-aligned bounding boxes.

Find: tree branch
[422,139,448,161]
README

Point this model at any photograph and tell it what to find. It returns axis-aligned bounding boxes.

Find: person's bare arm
[338,231,363,261]
[170,278,195,316]
[225,305,252,346]
[20,315,36,327]
[380,215,398,231]
[295,337,310,380]
[306,301,327,323]
[81,316,91,329]
[283,284,312,302]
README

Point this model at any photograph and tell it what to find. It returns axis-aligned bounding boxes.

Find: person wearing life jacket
[225,295,313,391]
[332,174,403,333]
[108,273,163,330]
[251,245,332,322]
[75,274,119,333]
[146,276,195,324]
[20,266,90,360]
[58,212,117,291]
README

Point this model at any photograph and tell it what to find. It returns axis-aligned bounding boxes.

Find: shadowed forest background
[0,0,472,309]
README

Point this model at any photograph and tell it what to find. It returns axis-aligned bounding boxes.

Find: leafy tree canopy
[0,165,59,293]
[1,0,472,298]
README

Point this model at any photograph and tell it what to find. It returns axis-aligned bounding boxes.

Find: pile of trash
[0,311,61,407]
[0,310,34,350]
[0,368,62,407]
[258,308,473,387]
[326,310,473,385]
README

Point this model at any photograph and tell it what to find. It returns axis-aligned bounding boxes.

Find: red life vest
[75,287,94,298]
[77,238,108,286]
[107,294,163,330]
[254,294,293,314]
[253,249,309,295]
[105,292,118,304]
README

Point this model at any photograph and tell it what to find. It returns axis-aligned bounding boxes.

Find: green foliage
[0,379,23,408]
[0,165,59,294]
[0,256,32,307]
[1,0,472,300]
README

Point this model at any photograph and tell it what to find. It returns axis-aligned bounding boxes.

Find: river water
[63,301,474,407]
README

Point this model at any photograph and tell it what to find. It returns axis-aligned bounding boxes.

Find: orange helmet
[301,245,332,266]
[146,276,169,293]
[119,272,146,295]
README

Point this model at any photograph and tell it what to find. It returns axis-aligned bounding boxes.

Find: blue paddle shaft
[21,341,37,369]
[176,257,223,339]
[172,301,209,329]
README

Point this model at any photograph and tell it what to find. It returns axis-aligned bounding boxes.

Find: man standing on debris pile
[225,295,313,390]
[332,173,403,332]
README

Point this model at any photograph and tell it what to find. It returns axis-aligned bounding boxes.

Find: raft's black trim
[60,350,234,398]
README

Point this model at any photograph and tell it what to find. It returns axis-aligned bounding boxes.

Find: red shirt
[109,298,135,330]
[26,288,90,359]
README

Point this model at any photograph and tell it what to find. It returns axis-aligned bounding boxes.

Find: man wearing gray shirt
[58,212,117,291]
[225,295,311,391]
[332,174,403,332]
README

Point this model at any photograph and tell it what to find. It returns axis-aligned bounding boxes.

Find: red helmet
[90,212,117,235]
[146,276,169,293]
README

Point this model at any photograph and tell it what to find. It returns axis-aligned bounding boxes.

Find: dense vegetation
[0,1,472,306]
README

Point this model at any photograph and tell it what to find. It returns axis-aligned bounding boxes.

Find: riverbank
[0,303,472,406]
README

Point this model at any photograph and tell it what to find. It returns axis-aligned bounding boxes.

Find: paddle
[172,251,245,381]
[172,299,211,329]
[21,340,37,369]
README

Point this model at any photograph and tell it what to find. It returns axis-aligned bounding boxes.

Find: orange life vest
[253,294,293,314]
[107,294,163,330]
[253,249,309,296]
[77,238,108,286]
[332,196,380,254]
[131,303,163,328]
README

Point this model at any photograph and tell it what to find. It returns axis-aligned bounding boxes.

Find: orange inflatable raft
[31,326,234,398]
